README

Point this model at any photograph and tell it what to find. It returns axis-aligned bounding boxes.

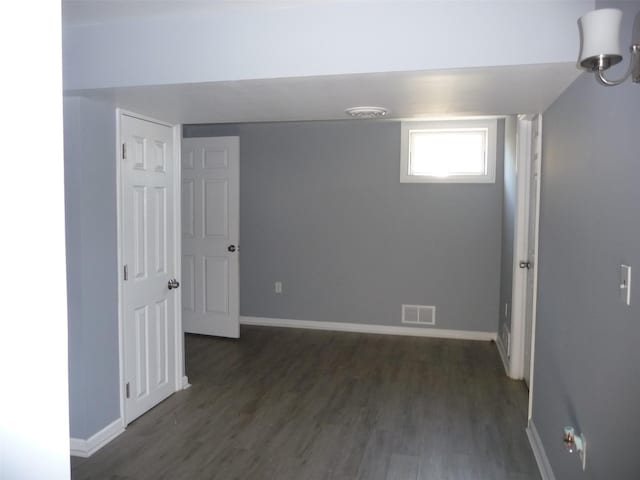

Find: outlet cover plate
[621,264,631,306]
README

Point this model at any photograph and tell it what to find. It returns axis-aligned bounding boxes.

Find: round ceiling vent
[344,106,389,119]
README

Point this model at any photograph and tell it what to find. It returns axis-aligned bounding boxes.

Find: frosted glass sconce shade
[578,8,623,71]
[577,8,640,86]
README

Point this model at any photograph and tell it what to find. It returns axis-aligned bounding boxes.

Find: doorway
[507,114,542,407]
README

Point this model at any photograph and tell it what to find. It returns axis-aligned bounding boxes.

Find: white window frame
[400,118,498,184]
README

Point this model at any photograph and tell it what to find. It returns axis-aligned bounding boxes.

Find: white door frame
[115,109,186,429]
[509,114,542,402]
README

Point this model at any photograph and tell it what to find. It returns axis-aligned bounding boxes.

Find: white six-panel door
[181,137,240,338]
[121,114,178,424]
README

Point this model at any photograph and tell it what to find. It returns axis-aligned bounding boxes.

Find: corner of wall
[526,420,557,480]
[70,418,124,458]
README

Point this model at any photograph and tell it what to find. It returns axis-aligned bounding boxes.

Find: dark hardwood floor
[71,325,540,480]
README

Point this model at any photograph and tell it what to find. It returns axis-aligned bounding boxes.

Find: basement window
[400,119,497,183]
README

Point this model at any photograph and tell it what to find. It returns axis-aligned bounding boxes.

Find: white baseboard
[182,375,191,390]
[240,316,497,341]
[527,421,556,480]
[495,334,511,376]
[70,418,124,458]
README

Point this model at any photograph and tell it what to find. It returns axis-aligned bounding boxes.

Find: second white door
[182,137,240,338]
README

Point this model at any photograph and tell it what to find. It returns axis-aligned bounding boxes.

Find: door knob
[227,245,237,253]
[168,278,180,290]
[519,261,532,269]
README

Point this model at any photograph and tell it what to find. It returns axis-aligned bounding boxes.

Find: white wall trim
[172,123,184,394]
[70,418,124,458]
[526,114,543,422]
[115,108,126,431]
[527,421,556,480]
[240,316,496,341]
[495,334,510,376]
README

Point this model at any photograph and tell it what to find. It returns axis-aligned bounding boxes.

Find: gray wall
[64,96,120,439]
[498,117,517,348]
[532,4,640,478]
[184,120,504,332]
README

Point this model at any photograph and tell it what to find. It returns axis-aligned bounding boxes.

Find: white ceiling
[62,0,591,26]
[74,63,581,124]
[63,0,233,25]
[61,0,448,26]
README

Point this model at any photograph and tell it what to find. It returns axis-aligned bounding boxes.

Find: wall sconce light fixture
[578,8,639,86]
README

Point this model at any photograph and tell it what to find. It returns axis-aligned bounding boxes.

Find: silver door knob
[519,261,532,269]
[168,278,180,290]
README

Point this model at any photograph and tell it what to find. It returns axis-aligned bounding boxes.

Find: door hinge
[124,264,128,281]
[122,143,127,160]
[126,382,130,399]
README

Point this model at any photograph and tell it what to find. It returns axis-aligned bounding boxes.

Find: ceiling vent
[344,106,389,119]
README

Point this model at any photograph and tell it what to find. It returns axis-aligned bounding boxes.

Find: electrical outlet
[620,264,631,306]
[275,281,282,294]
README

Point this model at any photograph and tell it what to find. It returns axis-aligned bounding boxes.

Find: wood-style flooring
[71,325,540,480]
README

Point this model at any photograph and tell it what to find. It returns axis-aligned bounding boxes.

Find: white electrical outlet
[275,281,282,294]
[621,264,631,306]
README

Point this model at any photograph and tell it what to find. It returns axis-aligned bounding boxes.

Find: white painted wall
[63,1,594,91]
[0,1,70,479]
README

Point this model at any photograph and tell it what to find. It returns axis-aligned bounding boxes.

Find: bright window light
[409,128,487,177]
[401,119,497,183]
